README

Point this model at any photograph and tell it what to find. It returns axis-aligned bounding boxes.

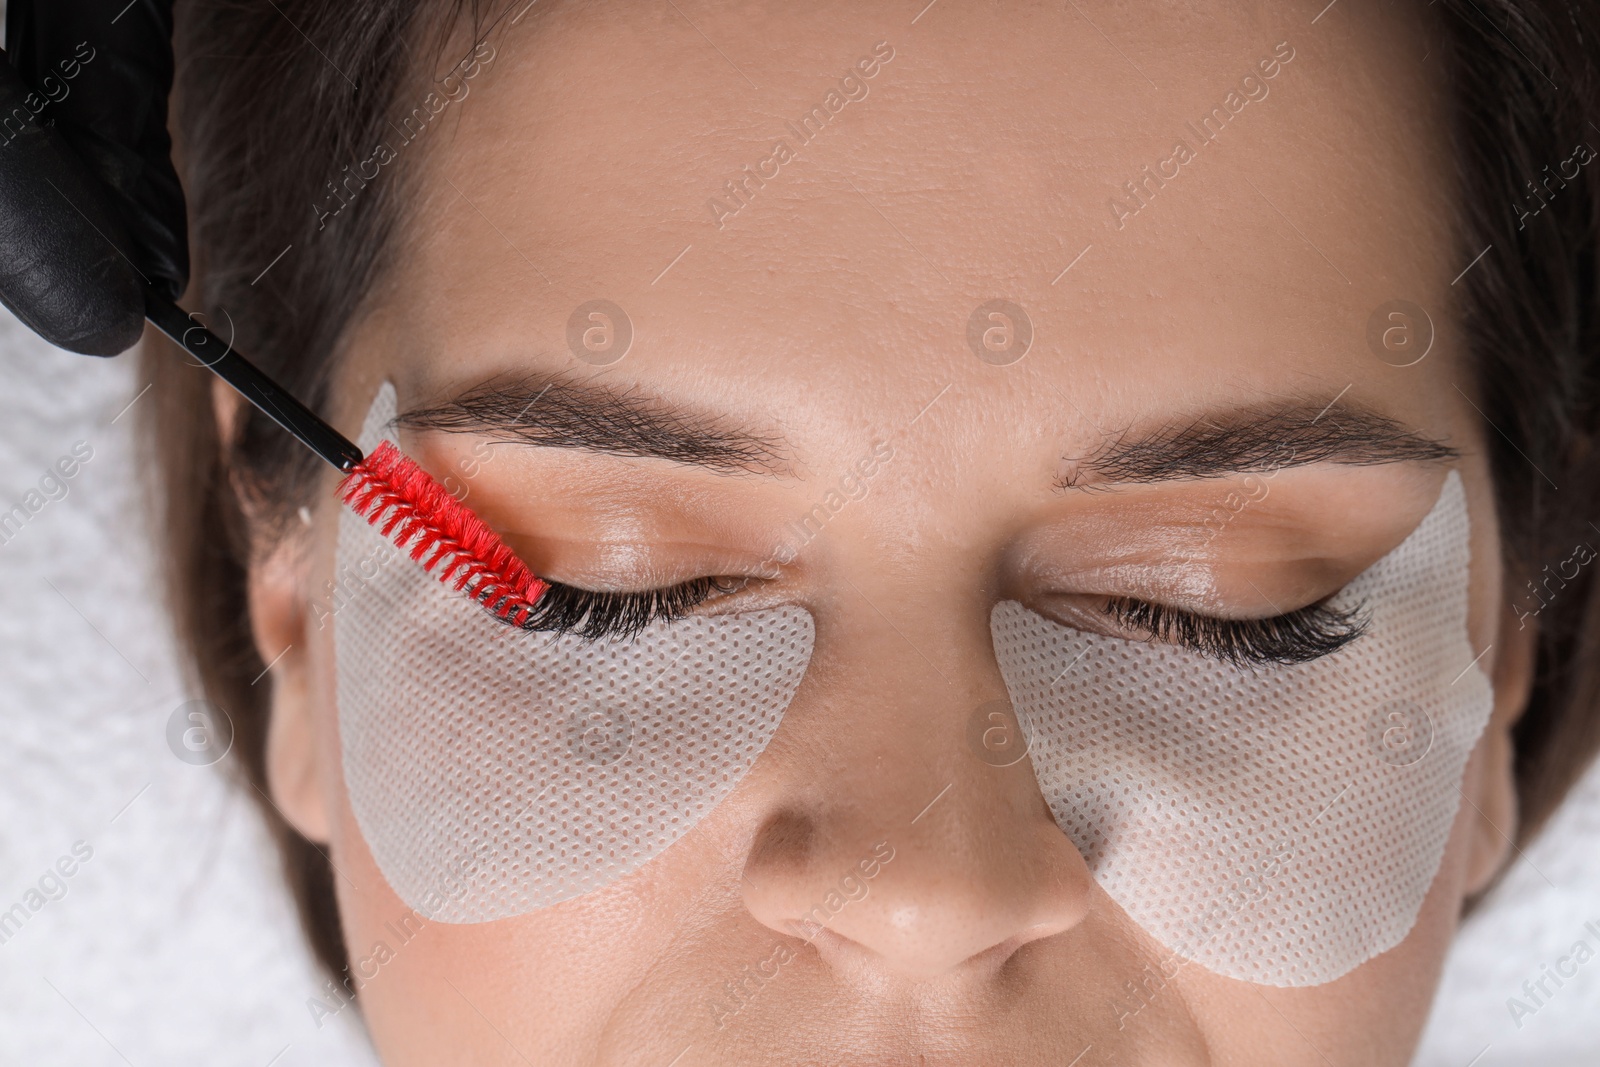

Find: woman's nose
[737,580,1096,982]
[740,780,1092,981]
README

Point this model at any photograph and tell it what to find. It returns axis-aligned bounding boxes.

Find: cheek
[328,760,763,1065]
[327,821,519,1063]
[304,528,355,848]
[1179,740,1490,1066]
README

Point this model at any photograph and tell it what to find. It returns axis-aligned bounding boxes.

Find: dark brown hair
[143,0,1600,983]
[146,0,492,977]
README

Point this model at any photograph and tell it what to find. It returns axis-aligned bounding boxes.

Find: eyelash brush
[144,294,551,625]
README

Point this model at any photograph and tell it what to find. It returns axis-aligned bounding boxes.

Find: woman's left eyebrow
[394,374,790,475]
[1056,399,1460,490]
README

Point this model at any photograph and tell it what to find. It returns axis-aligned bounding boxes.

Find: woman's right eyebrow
[392,375,790,475]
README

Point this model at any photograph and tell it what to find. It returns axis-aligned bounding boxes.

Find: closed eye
[485,572,1369,662]
[489,575,749,641]
[1102,595,1370,668]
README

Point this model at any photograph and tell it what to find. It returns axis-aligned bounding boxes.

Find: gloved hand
[0,0,184,355]
[7,0,187,300]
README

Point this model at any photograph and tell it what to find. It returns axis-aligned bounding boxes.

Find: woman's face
[255,1,1537,1063]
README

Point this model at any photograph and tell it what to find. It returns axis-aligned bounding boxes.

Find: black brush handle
[143,291,364,473]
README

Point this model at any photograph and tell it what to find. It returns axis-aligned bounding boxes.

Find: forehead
[365,0,1456,460]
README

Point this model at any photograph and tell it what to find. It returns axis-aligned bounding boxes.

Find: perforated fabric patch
[991,472,1492,986]
[335,384,815,922]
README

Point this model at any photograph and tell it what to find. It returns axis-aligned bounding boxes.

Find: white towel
[0,312,378,1067]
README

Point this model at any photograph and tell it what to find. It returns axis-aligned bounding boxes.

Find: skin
[243,1,1539,1063]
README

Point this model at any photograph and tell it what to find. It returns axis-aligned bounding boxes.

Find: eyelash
[487,574,1369,665]
[496,576,745,641]
[1102,596,1370,667]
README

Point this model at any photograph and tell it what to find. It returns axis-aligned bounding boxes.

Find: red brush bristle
[337,441,548,625]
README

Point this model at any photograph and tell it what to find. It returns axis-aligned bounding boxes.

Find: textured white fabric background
[1414,762,1600,1066]
[0,313,1595,1063]
[0,315,378,1067]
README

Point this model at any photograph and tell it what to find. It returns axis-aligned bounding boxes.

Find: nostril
[741,813,1089,982]
[744,808,817,877]
[742,811,902,937]
[796,898,1078,983]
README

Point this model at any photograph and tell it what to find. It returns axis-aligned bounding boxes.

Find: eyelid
[499,530,786,593]
[1101,595,1371,668]
[488,573,753,642]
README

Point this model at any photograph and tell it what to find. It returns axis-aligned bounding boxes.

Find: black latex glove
[0,5,353,463]
[0,1,184,355]
[0,52,143,356]
[7,0,187,301]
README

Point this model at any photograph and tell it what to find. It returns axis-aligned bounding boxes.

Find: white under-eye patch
[335,384,815,922]
[991,471,1492,986]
